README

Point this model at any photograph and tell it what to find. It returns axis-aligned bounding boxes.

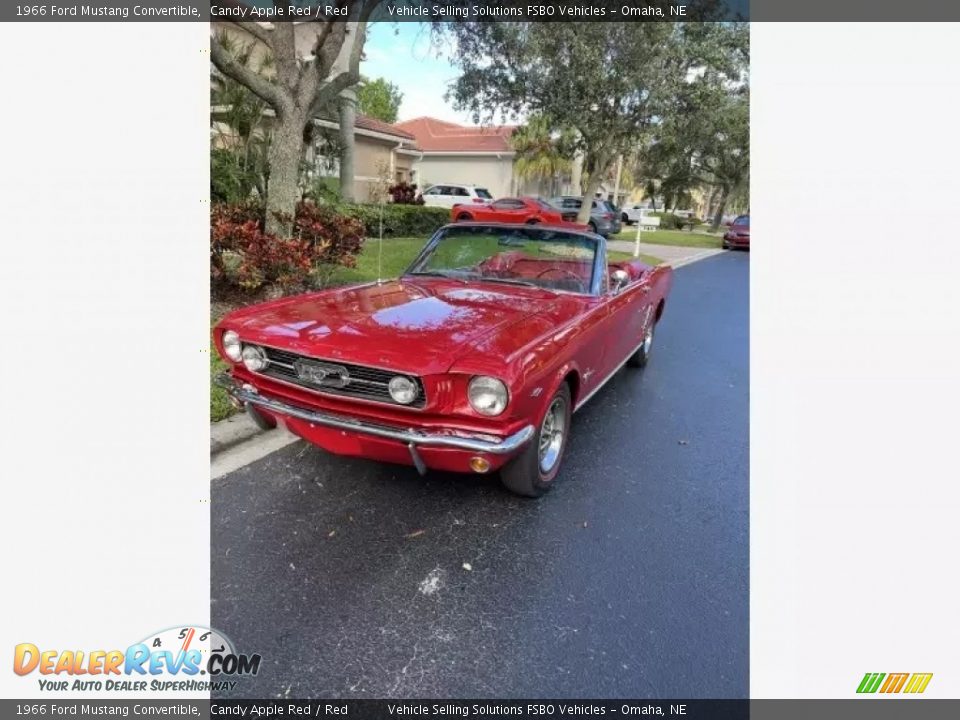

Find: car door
[488,198,526,222]
[599,256,656,374]
[421,185,446,207]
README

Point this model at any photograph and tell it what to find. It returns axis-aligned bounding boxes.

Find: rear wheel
[500,383,571,498]
[457,212,473,221]
[588,221,598,234]
[627,322,655,368]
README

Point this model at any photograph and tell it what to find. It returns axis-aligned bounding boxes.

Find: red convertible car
[450,196,583,229]
[214,223,673,497]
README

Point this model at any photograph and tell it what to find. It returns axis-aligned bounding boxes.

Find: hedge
[335,203,449,238]
[649,212,702,230]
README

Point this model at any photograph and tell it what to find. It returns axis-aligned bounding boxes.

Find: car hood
[223,279,571,375]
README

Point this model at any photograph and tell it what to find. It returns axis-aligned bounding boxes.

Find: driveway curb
[668,248,726,269]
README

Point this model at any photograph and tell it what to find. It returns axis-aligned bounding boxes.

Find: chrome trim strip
[574,334,647,412]
[215,374,534,455]
[247,341,428,411]
[244,367,428,414]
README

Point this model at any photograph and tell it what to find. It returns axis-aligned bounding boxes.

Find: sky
[360,23,477,125]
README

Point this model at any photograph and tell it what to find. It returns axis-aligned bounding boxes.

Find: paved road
[212,251,749,699]
[607,240,723,267]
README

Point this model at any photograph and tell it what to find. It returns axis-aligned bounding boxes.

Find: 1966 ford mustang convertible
[214,223,673,497]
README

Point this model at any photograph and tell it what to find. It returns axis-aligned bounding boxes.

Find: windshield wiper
[479,277,556,292]
[406,270,468,283]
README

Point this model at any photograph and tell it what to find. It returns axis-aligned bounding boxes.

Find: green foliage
[357,77,403,123]
[647,213,704,230]
[210,202,366,294]
[335,203,449,237]
[645,24,750,225]
[212,148,259,204]
[510,115,574,185]
[446,22,730,205]
[210,32,272,204]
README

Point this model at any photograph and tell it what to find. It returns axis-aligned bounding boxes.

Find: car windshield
[406,225,597,295]
[733,216,749,226]
[475,188,492,199]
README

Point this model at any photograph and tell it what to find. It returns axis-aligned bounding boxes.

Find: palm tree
[210,32,273,203]
[510,116,573,196]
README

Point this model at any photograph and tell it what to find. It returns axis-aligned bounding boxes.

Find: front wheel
[627,322,655,368]
[456,212,473,221]
[500,383,572,498]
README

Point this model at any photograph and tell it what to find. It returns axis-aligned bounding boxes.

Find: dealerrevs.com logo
[13,625,260,693]
[857,672,933,694]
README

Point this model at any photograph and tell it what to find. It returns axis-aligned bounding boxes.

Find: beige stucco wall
[412,155,517,199]
[350,137,415,202]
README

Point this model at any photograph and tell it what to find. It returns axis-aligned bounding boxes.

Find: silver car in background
[549,196,622,237]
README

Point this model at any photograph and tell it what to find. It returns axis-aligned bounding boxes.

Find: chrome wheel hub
[538,396,567,474]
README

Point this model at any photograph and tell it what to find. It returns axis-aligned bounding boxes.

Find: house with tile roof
[394,117,572,199]
[211,21,423,202]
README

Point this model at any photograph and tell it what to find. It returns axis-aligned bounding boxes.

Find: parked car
[722,215,750,250]
[621,204,647,225]
[451,196,582,228]
[214,223,673,497]
[549,196,620,237]
[421,184,493,208]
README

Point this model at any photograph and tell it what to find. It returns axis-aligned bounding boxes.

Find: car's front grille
[255,346,426,409]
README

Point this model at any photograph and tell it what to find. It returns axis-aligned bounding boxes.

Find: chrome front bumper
[214,373,534,455]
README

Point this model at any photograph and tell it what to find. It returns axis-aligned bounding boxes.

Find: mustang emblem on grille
[293,359,351,389]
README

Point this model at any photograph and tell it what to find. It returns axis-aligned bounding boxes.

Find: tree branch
[310,22,366,116]
[227,21,273,49]
[210,38,287,112]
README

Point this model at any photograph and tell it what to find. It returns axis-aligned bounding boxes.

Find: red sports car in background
[723,215,750,250]
[451,196,583,229]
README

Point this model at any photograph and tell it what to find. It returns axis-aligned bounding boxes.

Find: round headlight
[388,376,418,405]
[222,330,242,362]
[468,376,509,416]
[241,345,268,372]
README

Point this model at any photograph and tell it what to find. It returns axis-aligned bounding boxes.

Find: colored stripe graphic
[903,673,933,694]
[880,673,909,693]
[857,673,885,693]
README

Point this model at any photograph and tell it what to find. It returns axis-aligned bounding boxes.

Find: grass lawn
[210,337,233,422]
[329,237,663,285]
[611,228,723,249]
[211,236,663,422]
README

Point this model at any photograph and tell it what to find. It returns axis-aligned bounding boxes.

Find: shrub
[387,181,425,205]
[650,212,688,230]
[336,203,449,237]
[210,214,312,292]
[293,202,365,288]
[211,201,366,294]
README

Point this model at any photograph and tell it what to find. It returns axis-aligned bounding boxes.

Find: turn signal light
[469,457,491,474]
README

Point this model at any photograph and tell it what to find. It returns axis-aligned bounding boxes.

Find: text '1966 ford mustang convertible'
[214,223,673,497]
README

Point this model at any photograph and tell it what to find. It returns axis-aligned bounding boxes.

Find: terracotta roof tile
[354,114,417,141]
[394,116,517,153]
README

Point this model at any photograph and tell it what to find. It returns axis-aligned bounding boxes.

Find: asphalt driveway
[211,251,749,699]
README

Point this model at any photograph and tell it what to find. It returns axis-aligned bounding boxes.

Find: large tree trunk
[338,88,357,202]
[577,169,605,225]
[710,185,731,233]
[265,109,308,237]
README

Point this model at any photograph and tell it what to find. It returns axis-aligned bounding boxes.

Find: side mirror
[610,269,630,293]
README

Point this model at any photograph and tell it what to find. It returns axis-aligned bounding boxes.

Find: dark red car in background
[723,215,750,250]
[451,196,583,229]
